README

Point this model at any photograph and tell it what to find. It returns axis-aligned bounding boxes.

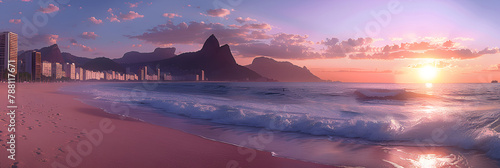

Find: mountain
[37,44,64,64]
[114,47,176,64]
[61,52,91,67]
[82,57,125,73]
[246,57,323,82]
[26,44,91,66]
[156,34,264,81]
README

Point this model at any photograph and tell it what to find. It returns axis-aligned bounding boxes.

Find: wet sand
[0,82,335,168]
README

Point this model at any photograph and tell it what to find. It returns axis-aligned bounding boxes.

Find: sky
[0,0,499,83]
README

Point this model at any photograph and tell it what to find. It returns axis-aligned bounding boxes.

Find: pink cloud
[39,4,59,13]
[18,34,59,47]
[125,1,142,8]
[34,34,59,44]
[204,8,231,17]
[126,20,278,46]
[241,23,272,30]
[347,44,500,60]
[235,17,256,24]
[88,17,103,24]
[48,34,58,44]
[80,32,99,40]
[162,13,182,18]
[233,33,320,59]
[119,11,144,21]
[21,0,31,2]
[106,8,120,22]
[71,42,95,52]
[9,19,21,24]
[132,44,142,47]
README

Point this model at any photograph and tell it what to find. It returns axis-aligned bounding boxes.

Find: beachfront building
[42,61,52,77]
[202,70,205,81]
[76,67,84,80]
[125,73,138,81]
[84,70,104,80]
[64,63,76,80]
[0,32,18,79]
[140,66,147,80]
[31,51,42,81]
[163,73,173,81]
[105,71,113,80]
[157,68,161,81]
[52,62,63,79]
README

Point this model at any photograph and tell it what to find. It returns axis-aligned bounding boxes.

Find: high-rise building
[64,63,76,80]
[0,32,18,79]
[140,66,148,80]
[76,67,83,80]
[42,61,52,77]
[157,68,160,81]
[201,70,205,81]
[31,51,42,81]
[52,62,63,79]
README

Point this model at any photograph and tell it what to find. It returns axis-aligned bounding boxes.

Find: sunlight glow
[410,154,459,168]
[419,65,438,82]
[417,154,438,168]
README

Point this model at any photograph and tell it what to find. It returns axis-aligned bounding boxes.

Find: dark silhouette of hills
[29,44,91,66]
[114,48,176,64]
[28,35,279,81]
[246,57,323,82]
[62,52,91,67]
[37,44,64,64]
[155,34,265,81]
[83,57,125,73]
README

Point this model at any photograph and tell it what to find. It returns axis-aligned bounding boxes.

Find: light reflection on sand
[383,147,467,168]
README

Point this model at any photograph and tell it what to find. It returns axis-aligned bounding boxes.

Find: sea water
[62,82,500,167]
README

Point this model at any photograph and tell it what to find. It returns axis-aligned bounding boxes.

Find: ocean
[62,82,500,167]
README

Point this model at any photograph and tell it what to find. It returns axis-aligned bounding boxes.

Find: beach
[0,82,334,168]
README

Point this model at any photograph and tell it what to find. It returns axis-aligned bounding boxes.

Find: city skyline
[0,0,499,83]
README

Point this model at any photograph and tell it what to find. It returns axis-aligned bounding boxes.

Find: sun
[419,65,438,82]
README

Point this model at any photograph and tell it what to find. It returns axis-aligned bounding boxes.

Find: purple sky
[1,0,499,82]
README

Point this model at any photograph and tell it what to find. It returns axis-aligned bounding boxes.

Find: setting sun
[419,65,438,82]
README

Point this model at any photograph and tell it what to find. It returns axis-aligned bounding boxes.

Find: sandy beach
[0,82,335,168]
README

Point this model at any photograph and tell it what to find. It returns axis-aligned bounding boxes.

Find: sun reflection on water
[383,147,467,168]
[425,83,433,88]
[410,154,459,168]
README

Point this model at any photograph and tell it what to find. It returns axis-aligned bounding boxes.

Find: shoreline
[0,82,335,168]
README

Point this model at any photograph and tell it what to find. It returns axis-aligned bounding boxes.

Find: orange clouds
[106,8,120,22]
[80,32,99,40]
[89,17,103,24]
[125,1,142,8]
[162,13,182,18]
[119,11,144,21]
[204,8,231,17]
[235,17,256,24]
[9,19,21,24]
[39,4,59,13]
